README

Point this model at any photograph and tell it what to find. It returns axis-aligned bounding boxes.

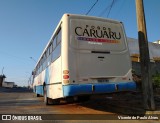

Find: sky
[0,0,160,86]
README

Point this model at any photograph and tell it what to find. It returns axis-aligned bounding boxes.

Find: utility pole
[135,0,155,110]
[1,67,4,75]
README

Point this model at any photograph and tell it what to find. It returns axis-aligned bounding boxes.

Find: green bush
[152,73,160,88]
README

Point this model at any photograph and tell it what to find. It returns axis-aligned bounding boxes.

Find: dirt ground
[0,87,160,122]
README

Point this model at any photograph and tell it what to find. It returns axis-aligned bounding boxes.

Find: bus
[32,14,136,105]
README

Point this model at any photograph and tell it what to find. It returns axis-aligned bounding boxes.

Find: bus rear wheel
[36,94,40,97]
[52,99,60,105]
[77,95,90,102]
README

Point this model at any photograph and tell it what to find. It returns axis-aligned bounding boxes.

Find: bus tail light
[63,75,69,79]
[63,70,69,84]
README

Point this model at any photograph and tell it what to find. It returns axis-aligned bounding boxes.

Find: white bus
[32,14,136,105]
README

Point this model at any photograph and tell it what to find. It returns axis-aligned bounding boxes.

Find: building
[153,40,160,44]
[0,75,6,87]
[128,38,160,62]
[127,38,160,75]
[2,81,15,88]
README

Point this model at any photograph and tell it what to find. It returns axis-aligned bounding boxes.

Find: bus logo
[2,115,11,120]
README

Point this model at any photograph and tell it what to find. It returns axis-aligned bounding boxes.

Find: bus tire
[36,94,40,97]
[52,99,60,105]
[66,97,74,103]
[77,95,90,102]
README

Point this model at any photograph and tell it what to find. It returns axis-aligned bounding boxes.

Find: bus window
[40,56,44,72]
[37,62,40,74]
[44,52,46,62]
[35,66,38,76]
[56,44,61,58]
[51,43,61,62]
[43,52,47,70]
[49,43,53,55]
[46,48,49,58]
[46,44,52,66]
[53,37,56,50]
[56,29,61,44]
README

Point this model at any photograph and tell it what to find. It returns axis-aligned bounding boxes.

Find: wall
[132,62,160,76]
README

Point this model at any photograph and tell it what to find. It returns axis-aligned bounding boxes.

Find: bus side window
[57,29,61,44]
[41,56,43,71]
[35,66,38,76]
[45,52,47,67]
[46,48,49,58]
[43,52,47,70]
[37,62,40,74]
[56,43,61,58]
[53,37,56,50]
[47,44,52,66]
[49,43,53,55]
[51,36,57,62]
[52,44,61,62]
[51,28,61,62]
[40,60,42,72]
[56,28,61,58]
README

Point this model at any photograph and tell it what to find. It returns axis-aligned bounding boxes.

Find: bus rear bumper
[63,81,136,97]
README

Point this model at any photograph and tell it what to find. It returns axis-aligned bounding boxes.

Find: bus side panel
[47,84,63,99]
[50,57,62,85]
[47,57,63,99]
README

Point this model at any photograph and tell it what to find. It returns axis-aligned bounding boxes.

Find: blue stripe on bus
[44,67,50,97]
[63,81,136,97]
[35,85,44,95]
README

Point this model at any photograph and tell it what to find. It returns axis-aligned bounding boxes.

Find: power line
[107,0,115,17]
[0,50,28,61]
[86,0,99,15]
[99,4,111,17]
[99,0,117,17]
